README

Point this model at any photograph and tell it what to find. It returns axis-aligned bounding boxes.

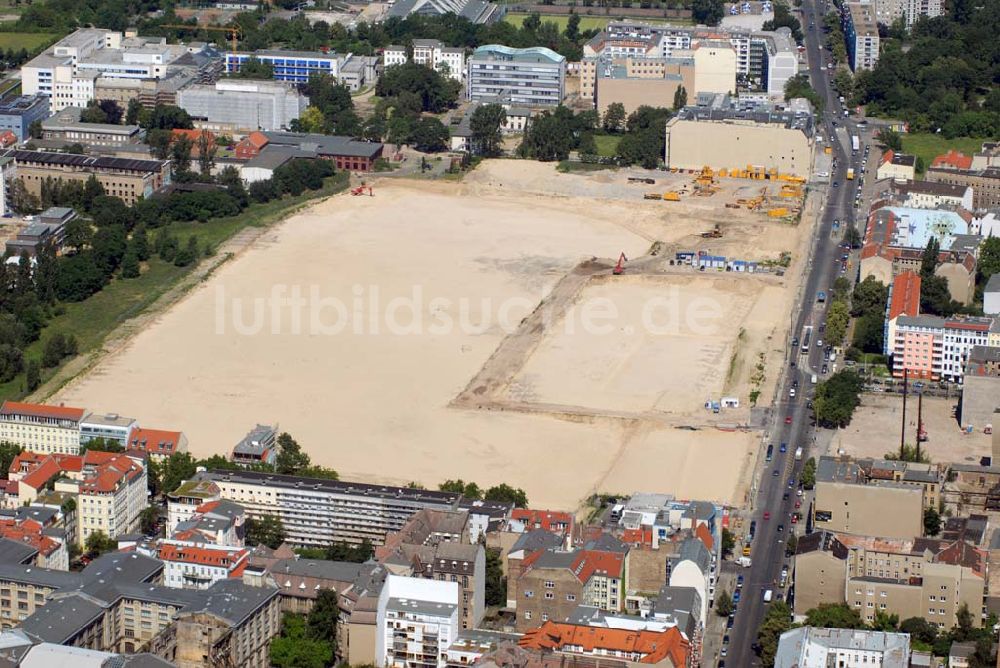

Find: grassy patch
[557,160,617,173]
[593,134,621,158]
[0,32,60,50]
[900,133,989,175]
[3,174,349,402]
[503,13,685,30]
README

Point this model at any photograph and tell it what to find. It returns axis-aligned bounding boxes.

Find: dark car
[777,524,785,533]
[780,443,787,453]
[772,469,780,477]
[833,181,840,187]
[782,492,790,501]
[822,363,829,374]
[788,478,795,488]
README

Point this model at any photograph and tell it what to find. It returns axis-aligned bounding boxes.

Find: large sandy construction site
[53,161,812,510]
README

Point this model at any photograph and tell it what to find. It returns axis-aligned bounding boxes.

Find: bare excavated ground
[54,161,811,510]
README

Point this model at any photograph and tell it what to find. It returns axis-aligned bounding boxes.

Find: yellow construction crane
[159,24,243,53]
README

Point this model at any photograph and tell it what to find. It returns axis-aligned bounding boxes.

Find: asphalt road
[721,3,867,664]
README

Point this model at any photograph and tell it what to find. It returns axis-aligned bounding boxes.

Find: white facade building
[192,470,459,547]
[383,40,465,81]
[0,402,85,456]
[72,453,148,544]
[376,575,460,668]
[0,157,15,218]
[774,627,911,668]
[23,29,216,111]
[155,541,250,589]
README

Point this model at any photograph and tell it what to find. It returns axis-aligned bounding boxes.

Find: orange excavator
[613,252,627,275]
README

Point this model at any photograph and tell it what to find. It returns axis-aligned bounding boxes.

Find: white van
[763,589,773,602]
[811,374,818,384]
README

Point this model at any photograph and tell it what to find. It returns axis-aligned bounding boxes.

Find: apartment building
[79,412,138,448]
[0,95,51,143]
[0,518,68,571]
[891,180,974,210]
[893,315,997,382]
[170,499,245,547]
[876,150,916,182]
[5,549,280,662]
[874,0,944,26]
[842,3,880,71]
[775,627,911,668]
[0,156,15,218]
[126,427,188,462]
[376,510,485,630]
[190,469,461,546]
[72,453,147,543]
[177,79,306,132]
[813,456,938,538]
[794,531,986,628]
[518,621,690,668]
[0,401,86,456]
[884,271,921,357]
[664,95,814,178]
[164,579,282,668]
[467,45,566,107]
[156,541,250,589]
[376,574,460,668]
[926,166,1000,210]
[40,107,143,147]
[384,40,465,81]
[514,538,629,631]
[243,554,385,618]
[0,149,170,205]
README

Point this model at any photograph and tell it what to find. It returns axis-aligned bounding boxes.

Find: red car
[791,515,798,524]
[785,416,793,424]
[794,499,801,509]
[763,512,771,520]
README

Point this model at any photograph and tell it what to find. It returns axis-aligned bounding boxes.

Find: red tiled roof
[0,480,18,496]
[9,451,46,476]
[128,428,183,455]
[158,543,248,568]
[889,271,921,321]
[931,150,973,170]
[511,509,574,534]
[79,454,143,494]
[0,401,85,421]
[572,550,624,583]
[881,149,894,165]
[622,528,653,546]
[695,523,714,552]
[21,458,64,491]
[246,131,268,148]
[520,622,689,666]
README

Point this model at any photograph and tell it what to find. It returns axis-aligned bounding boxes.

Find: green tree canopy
[805,602,865,629]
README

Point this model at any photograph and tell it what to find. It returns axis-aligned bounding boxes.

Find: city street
[722,0,870,663]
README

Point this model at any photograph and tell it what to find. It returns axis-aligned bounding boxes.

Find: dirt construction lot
[53,161,810,510]
[829,393,992,466]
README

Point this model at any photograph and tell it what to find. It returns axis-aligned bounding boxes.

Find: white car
[790,387,797,398]
[816,339,823,348]
[815,171,830,178]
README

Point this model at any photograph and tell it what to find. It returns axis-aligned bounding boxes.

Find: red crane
[613,252,628,275]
